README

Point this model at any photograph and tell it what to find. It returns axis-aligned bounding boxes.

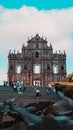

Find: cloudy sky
[0,0,73,84]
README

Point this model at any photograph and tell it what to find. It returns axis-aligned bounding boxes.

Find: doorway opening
[33,80,41,86]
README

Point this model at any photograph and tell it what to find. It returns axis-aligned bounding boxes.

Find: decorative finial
[55,51,57,54]
[59,50,61,54]
[9,49,11,54]
[64,50,65,54]
[45,37,47,40]
[50,43,52,49]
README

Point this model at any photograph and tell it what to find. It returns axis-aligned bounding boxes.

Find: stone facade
[8,34,66,86]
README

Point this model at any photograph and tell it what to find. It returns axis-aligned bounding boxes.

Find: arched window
[61,65,64,70]
[53,64,58,74]
[16,65,21,73]
[34,64,41,74]
[36,43,38,48]
[35,52,39,58]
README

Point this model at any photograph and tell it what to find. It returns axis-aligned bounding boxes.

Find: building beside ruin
[8,34,66,86]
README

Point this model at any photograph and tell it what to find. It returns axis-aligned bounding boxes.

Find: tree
[66,73,73,82]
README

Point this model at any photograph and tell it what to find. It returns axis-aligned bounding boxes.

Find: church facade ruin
[8,34,66,86]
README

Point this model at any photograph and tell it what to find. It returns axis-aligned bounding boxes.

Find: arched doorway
[33,80,42,86]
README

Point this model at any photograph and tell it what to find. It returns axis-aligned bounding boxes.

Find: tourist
[46,89,49,94]
[55,85,59,94]
[13,82,17,91]
[48,83,52,88]
[16,81,20,94]
[11,82,14,87]
[36,88,40,98]
[3,81,6,87]
[19,81,24,94]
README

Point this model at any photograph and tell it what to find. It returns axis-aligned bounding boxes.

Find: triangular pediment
[27,34,47,43]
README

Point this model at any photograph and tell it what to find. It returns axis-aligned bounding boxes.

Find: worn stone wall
[8,34,66,86]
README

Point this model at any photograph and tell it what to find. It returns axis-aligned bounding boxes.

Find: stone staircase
[0,85,61,105]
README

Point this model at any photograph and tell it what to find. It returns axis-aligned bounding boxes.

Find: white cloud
[0,5,73,83]
[0,6,73,53]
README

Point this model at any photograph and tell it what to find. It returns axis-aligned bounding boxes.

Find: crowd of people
[9,81,26,94]
[3,80,61,97]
